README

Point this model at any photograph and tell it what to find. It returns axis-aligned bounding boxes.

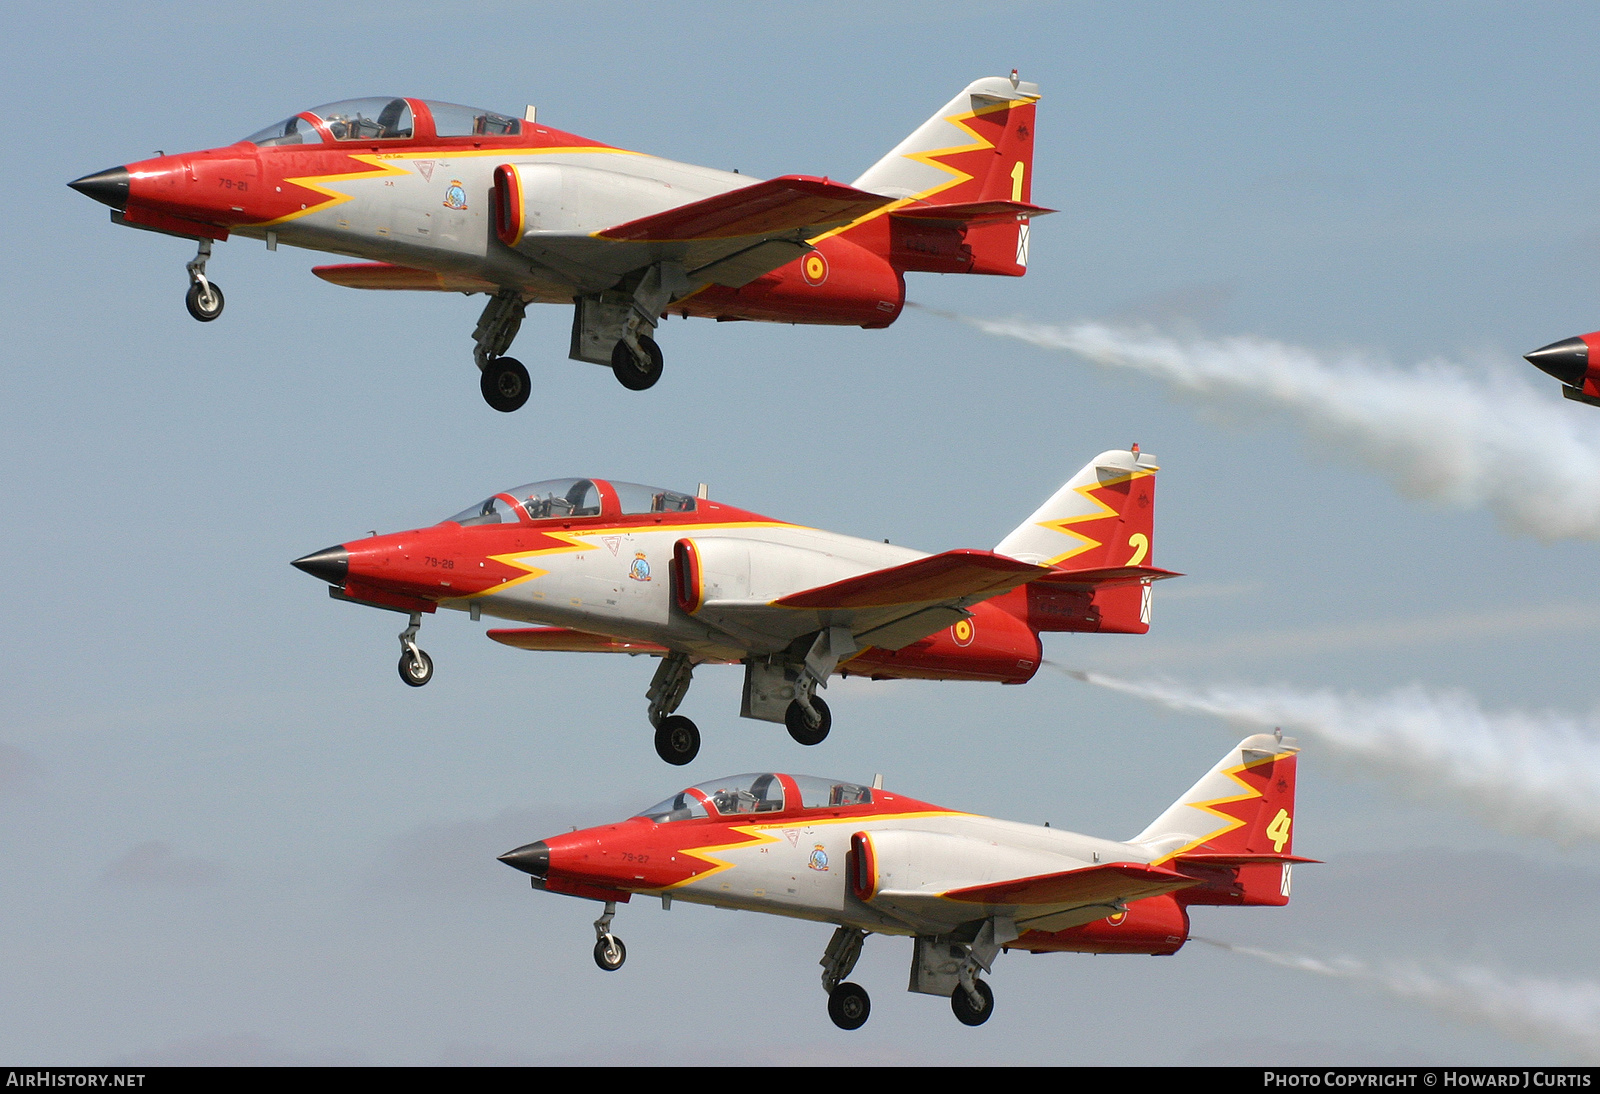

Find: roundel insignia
[951,618,975,646]
[1106,910,1127,926]
[801,251,829,286]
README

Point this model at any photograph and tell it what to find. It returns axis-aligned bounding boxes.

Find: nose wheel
[592,901,625,971]
[480,356,530,413]
[184,239,223,322]
[396,613,433,687]
[827,982,871,1030]
[653,715,700,766]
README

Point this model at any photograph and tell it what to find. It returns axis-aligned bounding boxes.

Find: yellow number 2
[1266,808,1292,853]
[1126,533,1149,566]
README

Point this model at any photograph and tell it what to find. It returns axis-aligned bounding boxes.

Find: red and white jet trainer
[69,75,1049,410]
[499,733,1309,1029]
[292,447,1175,764]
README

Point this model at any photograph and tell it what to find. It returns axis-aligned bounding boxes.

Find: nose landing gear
[472,289,530,412]
[821,927,870,1030]
[184,239,223,322]
[647,653,700,765]
[592,902,626,972]
[396,613,433,687]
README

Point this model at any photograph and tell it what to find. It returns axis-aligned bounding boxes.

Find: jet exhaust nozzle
[1524,335,1591,388]
[68,166,132,211]
[498,841,551,877]
[291,545,350,585]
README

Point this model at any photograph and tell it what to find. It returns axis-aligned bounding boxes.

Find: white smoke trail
[939,311,1600,541]
[1060,668,1600,843]
[1201,940,1600,1062]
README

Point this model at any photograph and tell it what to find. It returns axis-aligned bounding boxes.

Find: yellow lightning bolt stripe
[663,809,971,891]
[252,145,646,228]
[1034,467,1154,567]
[808,93,1040,246]
[1147,750,1296,867]
[475,518,802,597]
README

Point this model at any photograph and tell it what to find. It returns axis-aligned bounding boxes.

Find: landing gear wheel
[827,982,871,1030]
[785,696,831,746]
[951,980,994,1026]
[653,715,700,766]
[593,936,626,972]
[611,335,664,391]
[185,281,224,322]
[397,649,434,688]
[480,356,530,412]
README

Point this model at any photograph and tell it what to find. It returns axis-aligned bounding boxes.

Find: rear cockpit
[243,98,523,146]
[636,773,874,823]
[444,478,698,526]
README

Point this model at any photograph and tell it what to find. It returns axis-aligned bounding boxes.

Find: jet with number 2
[292,447,1174,764]
[69,75,1049,410]
[498,733,1310,1029]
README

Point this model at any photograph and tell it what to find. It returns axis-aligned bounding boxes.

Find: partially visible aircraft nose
[1524,336,1591,387]
[68,166,131,211]
[498,841,551,877]
[291,545,350,585]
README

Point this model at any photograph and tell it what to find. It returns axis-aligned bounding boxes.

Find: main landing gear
[396,612,434,687]
[647,653,699,765]
[821,926,870,1030]
[592,901,626,972]
[184,239,223,322]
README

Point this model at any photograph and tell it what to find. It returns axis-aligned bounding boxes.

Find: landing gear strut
[184,238,223,322]
[592,901,626,971]
[472,289,529,412]
[396,612,433,687]
[647,653,699,765]
[821,926,870,1030]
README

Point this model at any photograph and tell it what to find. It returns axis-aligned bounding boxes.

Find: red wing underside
[943,862,1197,907]
[1032,564,1184,589]
[775,550,1049,610]
[595,175,893,242]
[486,628,671,655]
[312,263,500,293]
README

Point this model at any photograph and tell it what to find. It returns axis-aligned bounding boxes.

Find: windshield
[304,98,414,141]
[443,479,601,525]
[636,773,785,822]
[243,114,325,147]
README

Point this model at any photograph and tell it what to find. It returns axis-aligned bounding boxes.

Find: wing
[524,175,893,289]
[486,627,671,655]
[942,862,1196,908]
[312,262,501,292]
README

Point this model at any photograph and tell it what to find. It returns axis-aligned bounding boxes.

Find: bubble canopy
[635,774,874,823]
[444,478,698,526]
[242,98,522,145]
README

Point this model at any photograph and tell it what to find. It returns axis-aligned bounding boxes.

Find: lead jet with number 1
[70,75,1049,410]
[292,447,1174,763]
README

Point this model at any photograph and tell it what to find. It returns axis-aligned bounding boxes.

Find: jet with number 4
[497,733,1309,1029]
[69,75,1049,411]
[292,447,1174,764]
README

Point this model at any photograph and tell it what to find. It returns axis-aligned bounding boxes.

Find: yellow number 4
[1266,808,1292,853]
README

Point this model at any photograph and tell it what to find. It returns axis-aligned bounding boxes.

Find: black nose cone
[68,166,131,211]
[498,841,550,877]
[1524,336,1591,388]
[291,545,349,585]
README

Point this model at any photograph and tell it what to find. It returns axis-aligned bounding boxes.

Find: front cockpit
[242,98,524,147]
[635,773,874,823]
[444,478,698,526]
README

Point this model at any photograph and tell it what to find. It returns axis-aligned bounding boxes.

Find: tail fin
[1131,734,1308,907]
[850,75,1046,276]
[995,448,1158,571]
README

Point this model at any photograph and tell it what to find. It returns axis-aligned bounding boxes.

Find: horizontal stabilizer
[1175,853,1322,866]
[889,199,1056,225]
[313,263,500,293]
[1034,564,1183,589]
[487,627,670,655]
[944,861,1197,907]
[774,550,1048,609]
[595,175,893,242]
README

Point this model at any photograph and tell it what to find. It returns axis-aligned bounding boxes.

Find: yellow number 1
[1266,808,1292,853]
[1011,161,1025,203]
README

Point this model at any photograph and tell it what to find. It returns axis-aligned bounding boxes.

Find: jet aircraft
[1525,332,1600,407]
[70,75,1049,411]
[292,448,1174,764]
[498,732,1308,1029]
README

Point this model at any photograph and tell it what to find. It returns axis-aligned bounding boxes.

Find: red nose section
[92,147,268,237]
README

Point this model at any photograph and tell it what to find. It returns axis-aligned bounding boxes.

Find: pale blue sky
[4,0,1600,1064]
